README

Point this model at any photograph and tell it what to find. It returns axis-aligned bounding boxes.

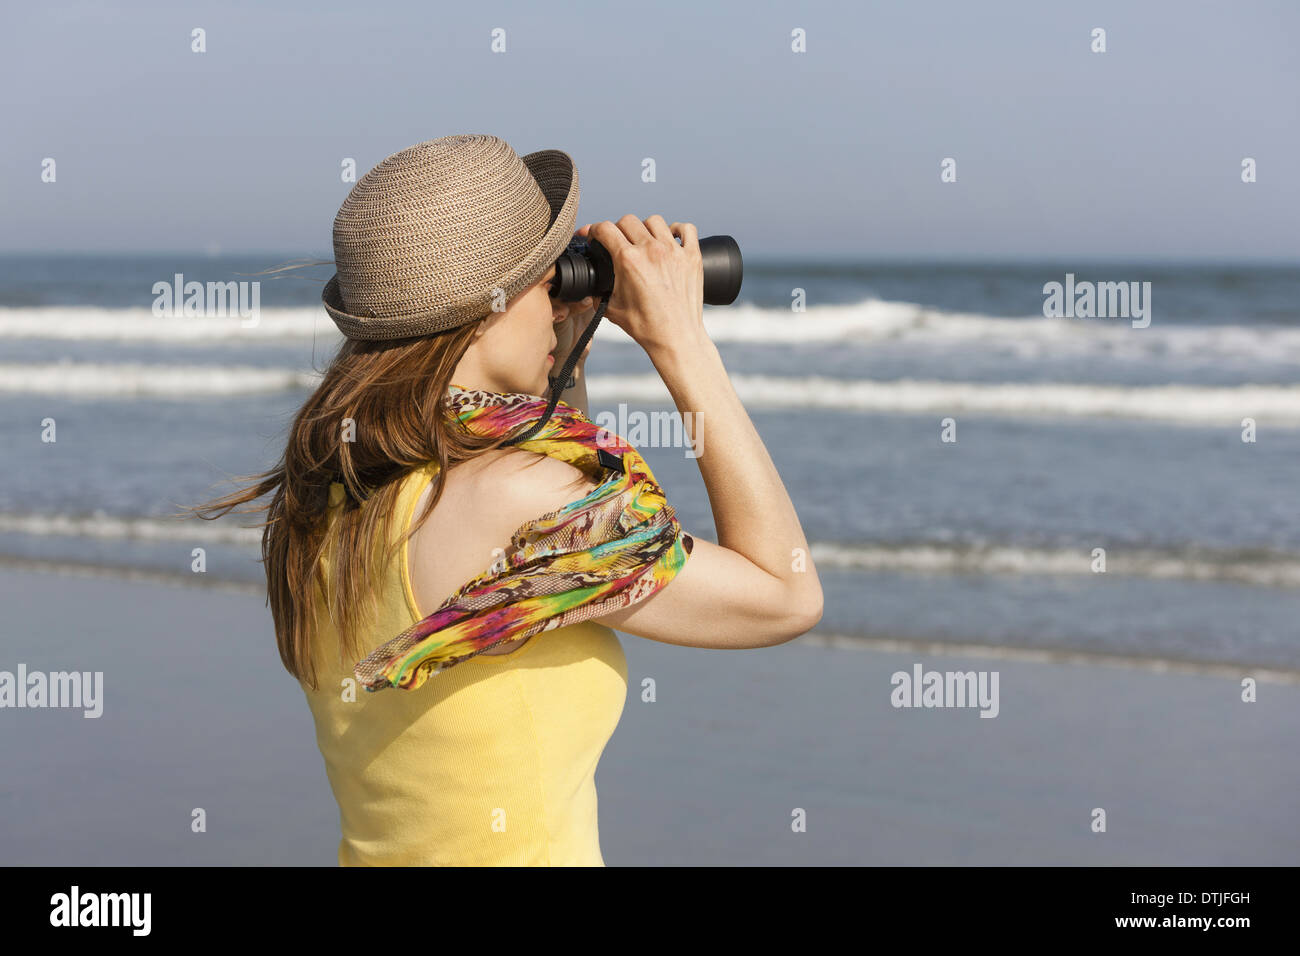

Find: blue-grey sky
[2,0,1296,260]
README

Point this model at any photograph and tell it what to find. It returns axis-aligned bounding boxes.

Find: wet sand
[1,565,1296,865]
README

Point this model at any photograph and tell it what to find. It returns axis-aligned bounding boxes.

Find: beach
[5,0,1299,876]
[2,564,1295,866]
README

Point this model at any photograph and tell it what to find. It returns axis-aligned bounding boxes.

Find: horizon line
[0,251,1298,268]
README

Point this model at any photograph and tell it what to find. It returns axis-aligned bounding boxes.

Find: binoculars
[550,234,743,306]
[501,233,740,446]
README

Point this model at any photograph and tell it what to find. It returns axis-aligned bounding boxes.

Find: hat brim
[323,147,580,341]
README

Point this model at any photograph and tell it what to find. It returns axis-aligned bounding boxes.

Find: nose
[553,295,592,320]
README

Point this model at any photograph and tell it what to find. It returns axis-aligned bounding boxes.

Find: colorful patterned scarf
[353,383,694,693]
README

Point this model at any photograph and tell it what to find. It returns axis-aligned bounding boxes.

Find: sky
[1,0,1297,260]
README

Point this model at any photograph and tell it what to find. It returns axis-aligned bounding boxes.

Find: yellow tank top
[299,461,628,866]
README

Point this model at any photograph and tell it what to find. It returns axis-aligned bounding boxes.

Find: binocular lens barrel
[552,234,742,306]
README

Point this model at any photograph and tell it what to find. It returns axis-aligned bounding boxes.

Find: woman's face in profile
[457,263,572,397]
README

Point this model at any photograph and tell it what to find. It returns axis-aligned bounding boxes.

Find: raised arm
[585,215,823,648]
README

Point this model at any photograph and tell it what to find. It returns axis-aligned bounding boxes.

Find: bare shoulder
[407,448,600,605]
[473,447,599,518]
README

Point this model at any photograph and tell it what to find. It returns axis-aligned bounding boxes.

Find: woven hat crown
[323,134,579,341]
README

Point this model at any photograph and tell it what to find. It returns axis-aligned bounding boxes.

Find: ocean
[2,255,1298,671]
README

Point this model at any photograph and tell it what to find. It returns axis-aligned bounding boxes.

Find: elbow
[795,595,824,637]
[777,583,823,644]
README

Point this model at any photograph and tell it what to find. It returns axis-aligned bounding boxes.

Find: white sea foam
[810,541,1300,589]
[586,374,1300,425]
[0,361,318,396]
[698,301,1300,363]
[0,512,262,546]
[5,360,1299,424]
[796,632,1300,683]
[0,306,329,341]
[4,302,1300,364]
[1,512,1296,588]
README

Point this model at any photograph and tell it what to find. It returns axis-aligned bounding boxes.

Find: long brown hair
[179,321,536,691]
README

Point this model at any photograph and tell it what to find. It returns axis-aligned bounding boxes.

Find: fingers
[590,215,695,264]
[669,221,700,255]
[588,220,628,254]
[643,214,674,242]
[614,213,653,245]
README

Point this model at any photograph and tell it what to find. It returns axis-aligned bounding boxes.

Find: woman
[191,135,822,866]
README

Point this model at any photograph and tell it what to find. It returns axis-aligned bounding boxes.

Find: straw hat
[322,134,579,341]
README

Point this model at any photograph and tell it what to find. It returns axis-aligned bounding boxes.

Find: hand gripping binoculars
[549,234,743,306]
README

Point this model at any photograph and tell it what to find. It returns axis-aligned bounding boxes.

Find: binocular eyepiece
[550,234,743,306]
